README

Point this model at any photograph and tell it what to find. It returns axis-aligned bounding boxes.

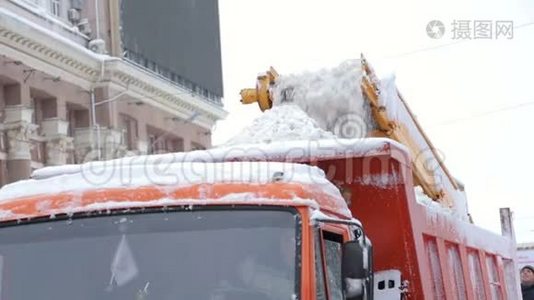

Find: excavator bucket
[239,67,279,111]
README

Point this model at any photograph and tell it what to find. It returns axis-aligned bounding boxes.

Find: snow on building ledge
[0,8,227,129]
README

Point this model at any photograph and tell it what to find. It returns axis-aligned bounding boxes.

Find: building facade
[518,243,534,269]
[0,0,227,185]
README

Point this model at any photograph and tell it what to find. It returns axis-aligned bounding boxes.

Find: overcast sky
[213,0,534,242]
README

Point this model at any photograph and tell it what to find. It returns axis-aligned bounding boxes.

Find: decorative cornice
[0,8,228,130]
[0,8,101,81]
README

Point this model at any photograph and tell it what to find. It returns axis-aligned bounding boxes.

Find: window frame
[50,0,62,17]
[314,228,327,300]
[315,223,351,300]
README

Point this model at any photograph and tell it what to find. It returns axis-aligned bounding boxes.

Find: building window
[167,138,184,152]
[148,135,157,154]
[0,160,7,187]
[148,135,166,154]
[50,0,61,17]
[119,114,138,150]
[191,143,205,151]
[31,98,43,133]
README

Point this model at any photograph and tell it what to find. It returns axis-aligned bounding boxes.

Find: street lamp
[90,89,129,160]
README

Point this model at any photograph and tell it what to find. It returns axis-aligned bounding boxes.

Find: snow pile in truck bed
[270,59,373,138]
[225,60,371,146]
[225,105,334,145]
[414,186,452,214]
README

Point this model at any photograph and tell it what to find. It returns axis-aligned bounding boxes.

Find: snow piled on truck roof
[32,138,405,180]
[0,161,341,203]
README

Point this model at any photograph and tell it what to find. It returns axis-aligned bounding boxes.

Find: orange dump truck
[0,138,520,300]
[0,57,521,299]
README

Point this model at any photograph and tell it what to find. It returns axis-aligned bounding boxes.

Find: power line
[431,98,534,127]
[381,20,534,128]
[386,40,466,59]
[515,21,534,29]
[385,20,534,59]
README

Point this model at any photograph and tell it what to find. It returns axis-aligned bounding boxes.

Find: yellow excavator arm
[360,56,458,207]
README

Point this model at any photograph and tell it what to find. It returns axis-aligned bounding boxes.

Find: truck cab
[0,160,371,300]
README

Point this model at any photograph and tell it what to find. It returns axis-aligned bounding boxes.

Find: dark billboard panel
[120,0,223,100]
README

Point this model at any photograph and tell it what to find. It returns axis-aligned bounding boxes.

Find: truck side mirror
[342,238,373,300]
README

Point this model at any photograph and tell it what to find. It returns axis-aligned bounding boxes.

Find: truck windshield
[0,208,298,300]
